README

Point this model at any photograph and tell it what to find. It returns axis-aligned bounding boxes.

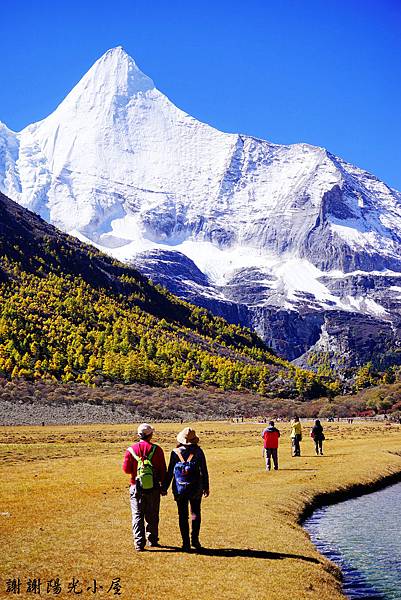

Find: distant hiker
[262,421,281,470]
[310,419,325,455]
[291,416,302,456]
[163,427,209,551]
[122,423,167,551]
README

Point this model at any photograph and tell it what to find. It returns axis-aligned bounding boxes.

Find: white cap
[137,423,154,438]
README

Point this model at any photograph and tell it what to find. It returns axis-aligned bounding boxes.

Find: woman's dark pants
[176,494,202,547]
[315,439,323,454]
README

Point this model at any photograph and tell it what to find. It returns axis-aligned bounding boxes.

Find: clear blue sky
[1,0,400,189]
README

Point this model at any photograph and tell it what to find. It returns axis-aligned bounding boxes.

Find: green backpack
[129,444,157,490]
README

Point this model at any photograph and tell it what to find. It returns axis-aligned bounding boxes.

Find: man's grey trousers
[129,484,161,550]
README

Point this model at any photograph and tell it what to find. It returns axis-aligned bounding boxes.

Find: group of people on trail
[122,424,209,552]
[262,418,325,470]
[123,418,325,552]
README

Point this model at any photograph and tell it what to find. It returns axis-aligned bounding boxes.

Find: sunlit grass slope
[1,421,401,599]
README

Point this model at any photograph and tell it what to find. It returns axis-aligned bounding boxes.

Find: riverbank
[1,420,401,599]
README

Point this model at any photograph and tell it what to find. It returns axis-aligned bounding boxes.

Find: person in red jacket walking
[261,421,281,471]
[122,423,167,551]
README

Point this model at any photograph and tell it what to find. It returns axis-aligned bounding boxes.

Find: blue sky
[1,0,400,189]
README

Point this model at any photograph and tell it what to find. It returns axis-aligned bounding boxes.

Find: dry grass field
[1,419,401,600]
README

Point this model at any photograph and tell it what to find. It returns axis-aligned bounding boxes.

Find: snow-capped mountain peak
[1,46,400,270]
[27,46,156,142]
[1,48,401,366]
[60,45,155,106]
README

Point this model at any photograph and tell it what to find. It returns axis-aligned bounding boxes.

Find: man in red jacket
[261,421,281,471]
[122,423,167,551]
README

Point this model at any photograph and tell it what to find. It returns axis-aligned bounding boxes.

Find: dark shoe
[191,539,202,550]
[147,541,161,548]
[181,544,191,552]
[135,547,145,552]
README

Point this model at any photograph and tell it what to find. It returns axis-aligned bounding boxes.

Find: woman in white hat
[163,427,209,551]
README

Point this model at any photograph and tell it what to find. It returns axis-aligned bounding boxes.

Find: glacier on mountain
[1,46,401,365]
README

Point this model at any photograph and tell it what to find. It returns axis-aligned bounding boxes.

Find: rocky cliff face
[134,249,401,367]
[1,47,401,368]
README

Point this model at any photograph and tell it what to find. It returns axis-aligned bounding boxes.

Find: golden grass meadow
[1,420,401,600]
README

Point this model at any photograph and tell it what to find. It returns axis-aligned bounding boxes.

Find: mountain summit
[90,46,155,94]
[52,46,155,114]
[1,48,401,366]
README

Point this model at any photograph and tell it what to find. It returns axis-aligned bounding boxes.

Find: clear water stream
[304,482,401,599]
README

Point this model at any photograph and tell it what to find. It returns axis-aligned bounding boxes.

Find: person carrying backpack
[162,427,209,552]
[122,423,167,551]
[311,419,325,455]
[261,420,281,470]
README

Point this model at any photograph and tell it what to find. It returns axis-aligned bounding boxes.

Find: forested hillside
[0,192,338,398]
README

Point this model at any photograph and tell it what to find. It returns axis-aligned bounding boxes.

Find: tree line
[0,257,339,398]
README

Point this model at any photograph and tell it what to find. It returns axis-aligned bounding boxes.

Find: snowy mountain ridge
[1,47,401,365]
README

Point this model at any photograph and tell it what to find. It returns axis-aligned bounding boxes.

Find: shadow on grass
[156,546,320,563]
[279,468,318,471]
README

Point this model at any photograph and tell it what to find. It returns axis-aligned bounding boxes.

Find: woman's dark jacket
[311,423,325,441]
